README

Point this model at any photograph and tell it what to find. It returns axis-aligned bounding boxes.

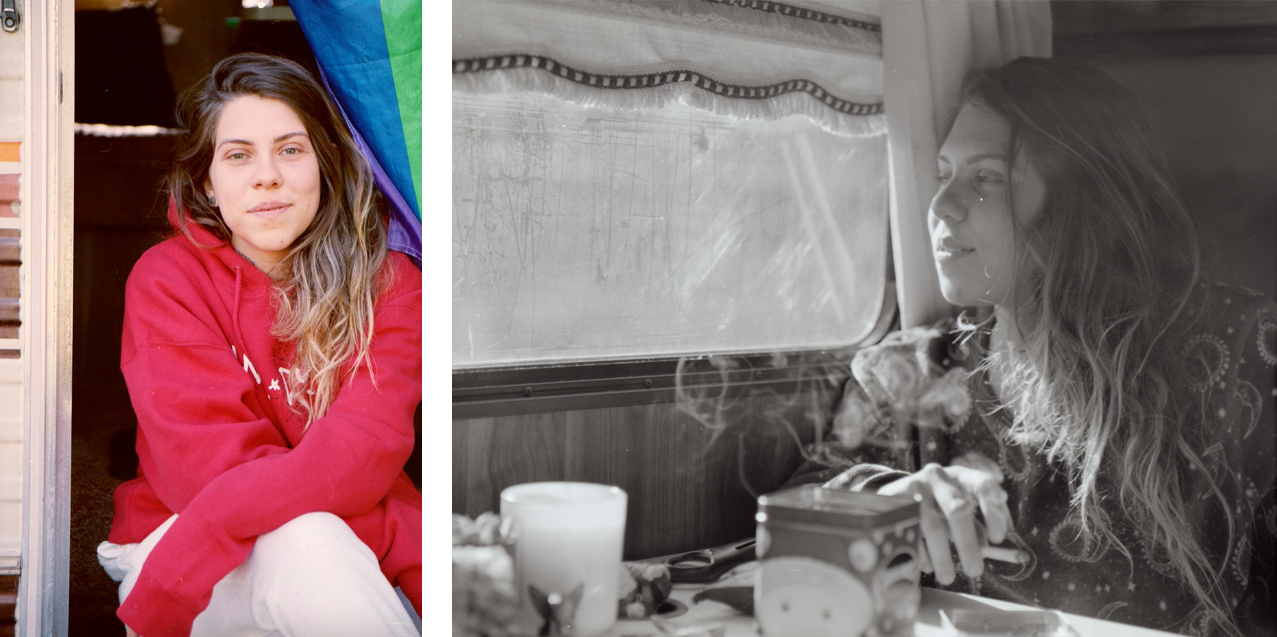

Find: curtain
[881,0,1052,328]
[453,0,886,139]
[290,0,423,264]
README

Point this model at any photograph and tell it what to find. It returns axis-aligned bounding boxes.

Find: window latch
[1,0,17,33]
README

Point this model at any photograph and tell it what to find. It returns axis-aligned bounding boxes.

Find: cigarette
[981,545,1030,564]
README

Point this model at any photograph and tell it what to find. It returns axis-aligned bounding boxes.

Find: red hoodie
[109,204,422,636]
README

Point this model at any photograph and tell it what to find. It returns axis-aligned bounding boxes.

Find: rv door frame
[20,0,73,634]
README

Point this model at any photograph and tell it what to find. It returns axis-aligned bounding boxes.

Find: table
[605,585,1180,637]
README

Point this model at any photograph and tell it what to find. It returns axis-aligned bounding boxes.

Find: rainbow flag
[291,0,422,265]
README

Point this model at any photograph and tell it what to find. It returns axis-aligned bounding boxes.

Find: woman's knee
[253,512,373,569]
[264,511,349,544]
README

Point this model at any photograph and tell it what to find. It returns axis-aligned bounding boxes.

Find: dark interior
[1051,0,1277,302]
[71,3,421,633]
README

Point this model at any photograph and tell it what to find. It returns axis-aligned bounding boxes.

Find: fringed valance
[452,0,885,138]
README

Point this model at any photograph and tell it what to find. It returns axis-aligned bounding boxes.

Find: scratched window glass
[453,91,889,368]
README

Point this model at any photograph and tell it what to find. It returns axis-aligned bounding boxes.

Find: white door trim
[20,0,73,634]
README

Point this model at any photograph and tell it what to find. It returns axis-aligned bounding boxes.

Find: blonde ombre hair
[956,58,1240,634]
[167,53,390,426]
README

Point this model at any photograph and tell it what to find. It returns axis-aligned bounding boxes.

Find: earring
[208,194,217,207]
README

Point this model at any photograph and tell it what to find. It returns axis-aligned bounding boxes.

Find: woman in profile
[95,53,422,636]
[792,57,1275,636]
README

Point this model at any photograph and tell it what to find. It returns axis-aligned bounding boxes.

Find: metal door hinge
[1,0,18,33]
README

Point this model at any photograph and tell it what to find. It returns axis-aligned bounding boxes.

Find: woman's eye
[976,171,1005,184]
[937,172,952,183]
[282,147,300,156]
[228,152,248,160]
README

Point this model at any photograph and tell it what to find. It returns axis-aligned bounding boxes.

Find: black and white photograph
[451,2,1277,637]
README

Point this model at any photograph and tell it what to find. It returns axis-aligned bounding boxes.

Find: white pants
[97,512,422,637]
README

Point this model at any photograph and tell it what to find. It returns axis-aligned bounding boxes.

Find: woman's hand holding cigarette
[876,463,1016,584]
[973,517,1031,565]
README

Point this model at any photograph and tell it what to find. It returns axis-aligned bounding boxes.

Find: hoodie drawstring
[230,266,264,386]
[232,266,247,354]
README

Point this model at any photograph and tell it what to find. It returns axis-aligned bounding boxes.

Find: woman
[791,57,1275,635]
[95,53,422,636]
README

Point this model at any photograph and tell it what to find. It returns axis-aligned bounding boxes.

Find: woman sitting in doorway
[95,53,422,636]
[790,57,1275,636]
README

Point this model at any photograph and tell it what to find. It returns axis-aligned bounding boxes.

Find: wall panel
[0,441,18,552]
[454,386,832,560]
[0,9,21,584]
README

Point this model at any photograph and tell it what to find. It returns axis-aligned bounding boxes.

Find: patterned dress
[786,283,1277,635]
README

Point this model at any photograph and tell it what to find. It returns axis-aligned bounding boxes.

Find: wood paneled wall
[0,574,13,637]
[0,229,18,341]
[0,9,20,624]
[454,386,836,560]
[0,21,20,620]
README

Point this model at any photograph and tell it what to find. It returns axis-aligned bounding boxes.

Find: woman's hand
[876,463,1012,585]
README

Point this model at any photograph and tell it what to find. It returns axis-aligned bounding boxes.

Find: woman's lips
[248,202,291,219]
[934,239,975,261]
[935,246,975,261]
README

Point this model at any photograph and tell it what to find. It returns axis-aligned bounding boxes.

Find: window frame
[452,283,896,419]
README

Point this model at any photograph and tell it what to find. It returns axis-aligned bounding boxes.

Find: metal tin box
[755,485,921,637]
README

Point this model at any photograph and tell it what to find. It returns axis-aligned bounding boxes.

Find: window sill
[453,287,896,419]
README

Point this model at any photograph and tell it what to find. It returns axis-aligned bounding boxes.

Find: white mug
[500,481,628,637]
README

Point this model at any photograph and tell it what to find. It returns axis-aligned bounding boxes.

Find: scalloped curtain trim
[454,59,885,139]
[454,1,884,96]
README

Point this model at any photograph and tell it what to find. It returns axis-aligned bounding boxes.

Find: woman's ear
[202,178,218,208]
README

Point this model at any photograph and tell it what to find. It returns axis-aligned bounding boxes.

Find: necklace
[231,244,286,280]
[987,320,1019,405]
[232,244,256,267]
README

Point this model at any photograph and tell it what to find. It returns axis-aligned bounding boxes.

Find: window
[454,92,889,368]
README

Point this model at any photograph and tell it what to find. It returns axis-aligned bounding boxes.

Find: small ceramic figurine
[529,583,584,636]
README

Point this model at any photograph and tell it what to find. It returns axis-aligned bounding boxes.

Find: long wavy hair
[955,58,1238,633]
[168,53,389,426]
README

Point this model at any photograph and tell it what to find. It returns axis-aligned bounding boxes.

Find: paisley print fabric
[785,283,1277,635]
